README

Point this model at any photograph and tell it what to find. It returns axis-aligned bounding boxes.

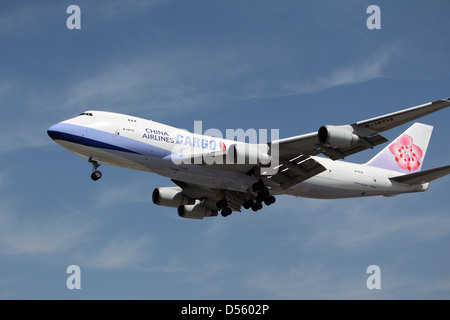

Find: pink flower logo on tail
[388,135,422,171]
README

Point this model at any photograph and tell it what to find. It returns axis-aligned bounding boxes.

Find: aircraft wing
[266,98,450,188]
[271,98,450,160]
[355,98,450,133]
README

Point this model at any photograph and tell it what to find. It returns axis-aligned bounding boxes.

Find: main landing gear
[89,157,102,181]
[219,180,276,217]
[244,180,276,212]
[216,197,232,217]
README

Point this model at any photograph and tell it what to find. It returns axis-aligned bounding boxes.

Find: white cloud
[246,263,368,299]
[278,49,391,97]
[0,81,14,102]
[246,261,438,299]
[0,207,92,255]
[94,176,152,208]
[94,0,170,21]
[0,181,153,271]
[320,51,389,87]
[56,47,250,117]
[83,236,152,270]
[299,197,450,249]
[0,5,46,38]
[54,42,394,119]
[418,279,450,298]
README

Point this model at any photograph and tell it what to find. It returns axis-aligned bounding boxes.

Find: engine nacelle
[177,203,218,219]
[318,125,360,147]
[152,187,194,207]
[227,143,271,165]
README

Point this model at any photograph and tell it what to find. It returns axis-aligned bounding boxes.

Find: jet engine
[177,202,218,219]
[318,125,360,147]
[152,187,194,207]
[227,143,271,165]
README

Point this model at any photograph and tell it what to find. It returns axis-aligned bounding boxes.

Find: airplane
[47,98,450,219]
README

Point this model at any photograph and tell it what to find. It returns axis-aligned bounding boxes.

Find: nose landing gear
[89,157,102,181]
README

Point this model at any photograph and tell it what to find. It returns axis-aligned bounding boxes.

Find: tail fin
[365,122,433,173]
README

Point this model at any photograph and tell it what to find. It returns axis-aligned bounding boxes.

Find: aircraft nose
[47,123,65,141]
[47,121,88,145]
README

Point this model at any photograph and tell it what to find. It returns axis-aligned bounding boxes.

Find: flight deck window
[79,112,93,116]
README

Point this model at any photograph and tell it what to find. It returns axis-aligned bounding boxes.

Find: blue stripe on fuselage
[47,123,170,157]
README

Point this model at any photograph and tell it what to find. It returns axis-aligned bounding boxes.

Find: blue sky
[0,0,449,299]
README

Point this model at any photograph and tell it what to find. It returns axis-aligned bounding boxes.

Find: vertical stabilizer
[365,123,433,173]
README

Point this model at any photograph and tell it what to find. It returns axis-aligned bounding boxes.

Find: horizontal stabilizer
[389,165,450,185]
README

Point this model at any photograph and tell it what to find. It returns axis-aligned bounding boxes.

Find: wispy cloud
[0,167,154,272]
[0,5,47,38]
[0,190,153,272]
[246,263,368,299]
[94,176,153,208]
[56,47,250,117]
[0,206,92,255]
[299,197,450,249]
[316,51,390,88]
[0,81,14,102]
[270,49,391,98]
[81,236,152,270]
[418,279,450,298]
[53,43,394,121]
[94,0,170,21]
[0,173,92,255]
[246,261,437,299]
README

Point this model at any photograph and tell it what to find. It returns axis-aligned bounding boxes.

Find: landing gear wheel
[221,207,232,217]
[259,188,270,199]
[243,199,254,210]
[252,180,265,192]
[251,201,263,212]
[264,195,276,206]
[256,188,270,202]
[216,199,228,210]
[88,157,102,181]
[91,171,102,181]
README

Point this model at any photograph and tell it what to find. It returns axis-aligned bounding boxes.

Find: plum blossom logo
[389,135,422,171]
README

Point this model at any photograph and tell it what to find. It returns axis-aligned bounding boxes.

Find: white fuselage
[47,111,428,199]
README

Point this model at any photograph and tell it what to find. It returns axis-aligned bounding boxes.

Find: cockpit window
[79,112,93,116]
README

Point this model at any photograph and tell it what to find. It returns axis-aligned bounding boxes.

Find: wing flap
[269,156,326,189]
